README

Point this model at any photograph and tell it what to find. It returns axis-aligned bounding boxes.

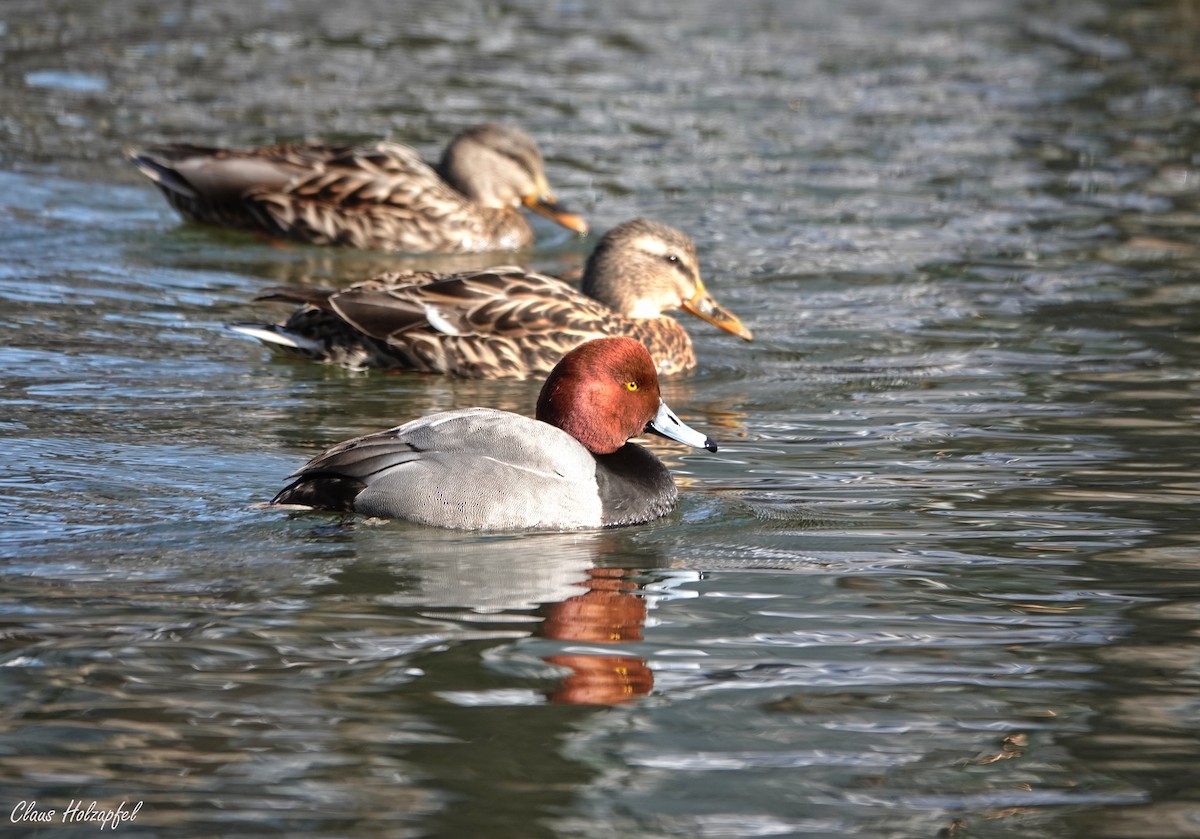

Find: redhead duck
[231,219,752,378]
[271,337,717,530]
[126,123,587,254]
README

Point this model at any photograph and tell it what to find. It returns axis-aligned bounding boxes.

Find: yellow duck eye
[625,381,638,391]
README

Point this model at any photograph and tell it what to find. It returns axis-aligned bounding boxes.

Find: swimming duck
[126,123,588,254]
[231,219,753,378]
[271,337,717,530]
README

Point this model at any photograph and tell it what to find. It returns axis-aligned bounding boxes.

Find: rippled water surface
[3,1,1200,836]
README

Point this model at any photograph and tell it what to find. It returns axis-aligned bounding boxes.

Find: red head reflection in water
[537,568,653,705]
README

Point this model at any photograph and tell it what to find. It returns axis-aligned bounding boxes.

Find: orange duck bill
[523,190,589,235]
[681,281,754,341]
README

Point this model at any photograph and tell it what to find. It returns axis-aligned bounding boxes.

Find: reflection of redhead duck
[271,337,718,530]
[539,569,647,643]
[540,570,652,705]
[127,123,587,254]
[546,654,653,705]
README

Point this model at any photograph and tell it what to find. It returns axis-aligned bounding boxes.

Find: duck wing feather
[276,408,603,528]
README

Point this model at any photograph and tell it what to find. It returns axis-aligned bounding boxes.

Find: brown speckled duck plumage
[229,219,752,379]
[126,123,587,254]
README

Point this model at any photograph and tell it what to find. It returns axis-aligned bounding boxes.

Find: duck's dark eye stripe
[505,151,538,175]
[661,252,696,281]
[491,144,540,177]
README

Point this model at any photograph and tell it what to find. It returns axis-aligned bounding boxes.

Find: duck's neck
[624,319,696,377]
[594,443,678,527]
[476,208,535,251]
[580,250,623,310]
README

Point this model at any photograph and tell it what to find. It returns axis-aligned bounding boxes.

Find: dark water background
[2,1,1200,836]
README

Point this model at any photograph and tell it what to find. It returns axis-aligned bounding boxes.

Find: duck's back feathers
[128,140,535,253]
[247,143,530,252]
[241,268,695,378]
[274,407,606,529]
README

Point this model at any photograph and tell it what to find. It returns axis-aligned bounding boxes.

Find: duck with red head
[271,337,717,530]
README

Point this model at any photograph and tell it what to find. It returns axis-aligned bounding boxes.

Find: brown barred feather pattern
[127,125,586,254]
[232,219,752,379]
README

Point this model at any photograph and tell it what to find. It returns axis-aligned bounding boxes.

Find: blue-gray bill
[646,400,717,453]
